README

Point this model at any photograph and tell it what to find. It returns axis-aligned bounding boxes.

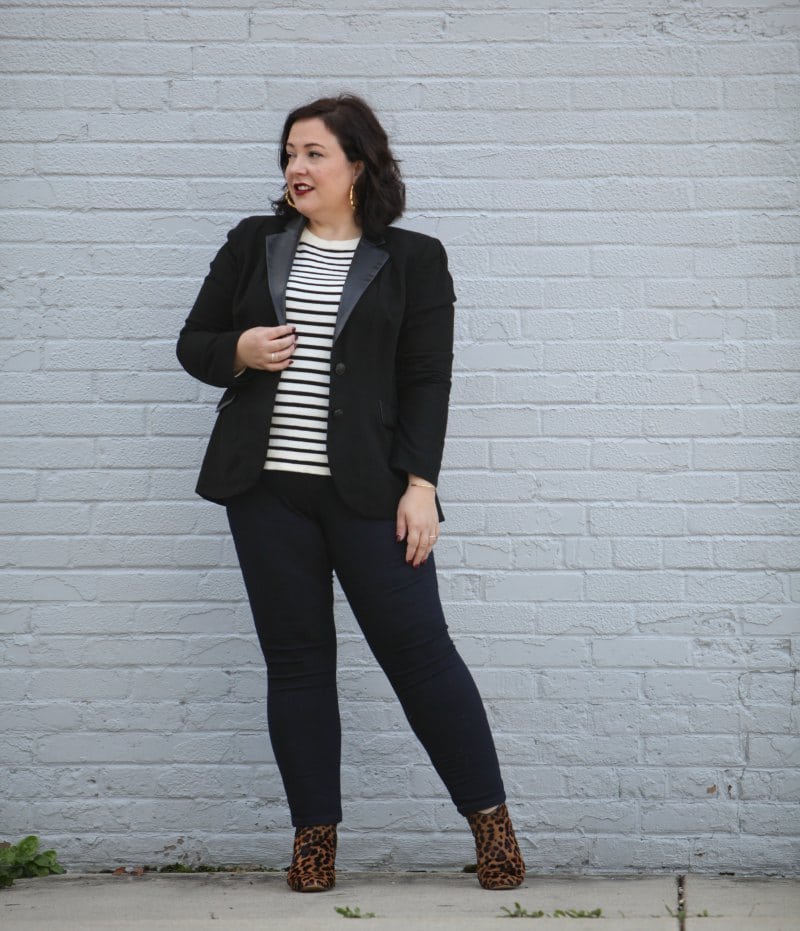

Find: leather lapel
[264,215,305,326]
[333,237,388,343]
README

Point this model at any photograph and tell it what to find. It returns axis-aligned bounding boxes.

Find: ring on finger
[271,352,275,362]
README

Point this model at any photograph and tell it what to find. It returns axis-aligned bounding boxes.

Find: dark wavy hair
[272,94,405,239]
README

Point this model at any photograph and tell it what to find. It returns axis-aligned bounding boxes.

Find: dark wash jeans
[226,470,506,826]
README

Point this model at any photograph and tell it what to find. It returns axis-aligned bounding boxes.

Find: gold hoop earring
[285,188,297,209]
[349,183,357,211]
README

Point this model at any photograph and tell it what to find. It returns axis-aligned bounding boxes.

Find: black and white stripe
[265,227,359,476]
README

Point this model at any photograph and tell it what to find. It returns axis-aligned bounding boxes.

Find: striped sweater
[264,227,360,476]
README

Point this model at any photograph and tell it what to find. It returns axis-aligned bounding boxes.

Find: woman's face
[284,117,361,228]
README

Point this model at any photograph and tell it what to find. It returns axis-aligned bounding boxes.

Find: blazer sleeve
[176,219,254,389]
[389,236,456,487]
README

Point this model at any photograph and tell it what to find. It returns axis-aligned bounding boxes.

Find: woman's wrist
[407,474,436,491]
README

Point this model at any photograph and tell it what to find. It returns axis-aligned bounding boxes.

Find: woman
[176,94,525,893]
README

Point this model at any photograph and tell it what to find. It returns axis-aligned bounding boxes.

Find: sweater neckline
[300,227,361,251]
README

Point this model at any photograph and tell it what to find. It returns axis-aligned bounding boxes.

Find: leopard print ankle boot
[286,824,337,892]
[466,803,525,890]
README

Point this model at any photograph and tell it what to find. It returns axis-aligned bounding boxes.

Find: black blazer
[176,214,456,520]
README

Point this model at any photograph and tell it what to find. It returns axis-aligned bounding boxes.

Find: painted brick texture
[1,1,798,875]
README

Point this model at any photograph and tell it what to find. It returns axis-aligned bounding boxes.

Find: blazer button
[335,362,346,375]
[333,408,344,418]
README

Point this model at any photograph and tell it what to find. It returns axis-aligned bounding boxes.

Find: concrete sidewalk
[3,871,798,930]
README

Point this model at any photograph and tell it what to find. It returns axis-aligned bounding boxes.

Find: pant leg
[226,474,342,826]
[320,486,506,816]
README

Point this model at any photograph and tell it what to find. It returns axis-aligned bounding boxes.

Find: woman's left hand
[396,482,439,568]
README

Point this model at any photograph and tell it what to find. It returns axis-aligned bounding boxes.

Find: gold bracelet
[408,481,436,490]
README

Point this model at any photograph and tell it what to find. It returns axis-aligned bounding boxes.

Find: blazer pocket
[215,389,238,413]
[378,400,397,428]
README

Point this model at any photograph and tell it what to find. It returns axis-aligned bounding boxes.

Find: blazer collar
[264,215,305,327]
[265,215,389,343]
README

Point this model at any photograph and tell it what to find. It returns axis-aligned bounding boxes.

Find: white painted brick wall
[1,1,798,875]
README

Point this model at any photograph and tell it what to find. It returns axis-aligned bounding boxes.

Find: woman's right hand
[234,325,297,373]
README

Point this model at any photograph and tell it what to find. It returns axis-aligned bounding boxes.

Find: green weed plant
[501,901,602,918]
[335,904,377,918]
[0,836,65,889]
